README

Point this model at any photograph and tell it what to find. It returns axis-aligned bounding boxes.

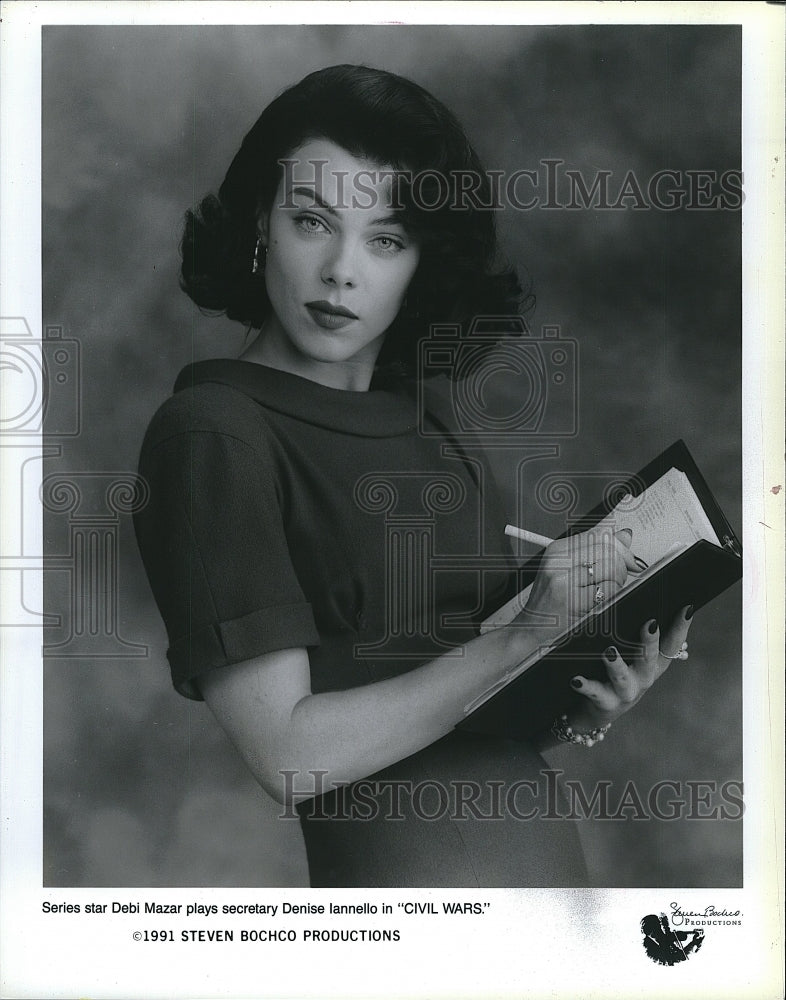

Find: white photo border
[1,3,783,998]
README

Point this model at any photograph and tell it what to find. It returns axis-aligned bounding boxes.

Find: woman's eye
[295,214,329,235]
[372,235,405,253]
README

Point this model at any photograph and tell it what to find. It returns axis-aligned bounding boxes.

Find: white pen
[504,524,554,548]
[504,523,649,571]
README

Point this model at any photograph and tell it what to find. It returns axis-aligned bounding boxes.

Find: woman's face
[255,138,420,389]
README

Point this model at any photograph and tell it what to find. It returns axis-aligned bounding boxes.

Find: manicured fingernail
[604,646,617,661]
[570,677,582,689]
[648,619,658,634]
[617,528,633,541]
[685,605,694,620]
[634,555,649,571]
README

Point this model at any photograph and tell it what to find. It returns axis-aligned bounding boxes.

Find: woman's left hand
[568,604,694,729]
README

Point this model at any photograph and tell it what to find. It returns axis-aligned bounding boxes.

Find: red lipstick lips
[305,300,359,330]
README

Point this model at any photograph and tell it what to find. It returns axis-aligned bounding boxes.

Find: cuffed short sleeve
[134,388,319,699]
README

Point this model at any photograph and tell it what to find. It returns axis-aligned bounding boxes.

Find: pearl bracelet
[551,713,611,748]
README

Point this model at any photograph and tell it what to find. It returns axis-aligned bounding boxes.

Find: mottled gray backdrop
[42,24,742,887]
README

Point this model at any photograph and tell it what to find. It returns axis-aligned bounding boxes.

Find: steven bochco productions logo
[639,914,705,967]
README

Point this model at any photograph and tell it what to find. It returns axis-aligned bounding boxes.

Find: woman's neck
[239,324,378,392]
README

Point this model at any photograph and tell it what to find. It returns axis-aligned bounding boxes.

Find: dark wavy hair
[180,64,530,374]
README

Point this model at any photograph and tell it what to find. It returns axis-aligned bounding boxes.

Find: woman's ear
[256,210,269,246]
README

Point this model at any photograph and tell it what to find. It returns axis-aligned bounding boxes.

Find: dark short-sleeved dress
[134,359,588,887]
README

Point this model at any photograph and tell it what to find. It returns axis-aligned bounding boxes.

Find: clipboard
[457,440,743,740]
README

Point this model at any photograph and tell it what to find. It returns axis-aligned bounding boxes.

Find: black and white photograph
[1,3,783,999]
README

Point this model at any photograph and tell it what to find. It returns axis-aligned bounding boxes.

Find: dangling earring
[252,236,267,275]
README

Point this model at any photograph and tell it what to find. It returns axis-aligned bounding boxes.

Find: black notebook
[458,440,742,740]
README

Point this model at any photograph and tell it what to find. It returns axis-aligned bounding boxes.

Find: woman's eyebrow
[369,212,405,228]
[289,184,336,215]
[287,183,406,228]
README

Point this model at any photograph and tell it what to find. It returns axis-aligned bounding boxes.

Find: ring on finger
[582,560,595,580]
[593,586,605,605]
[660,640,689,661]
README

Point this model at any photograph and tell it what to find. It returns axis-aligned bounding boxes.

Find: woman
[134,65,693,887]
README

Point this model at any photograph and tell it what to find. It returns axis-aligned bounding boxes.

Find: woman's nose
[320,239,357,288]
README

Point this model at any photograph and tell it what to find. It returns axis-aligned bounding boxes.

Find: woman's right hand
[521,527,641,629]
